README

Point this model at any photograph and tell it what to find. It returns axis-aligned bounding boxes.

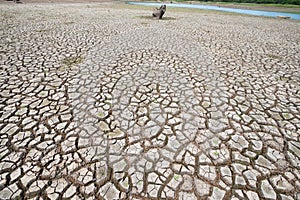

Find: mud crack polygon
[0,3,299,200]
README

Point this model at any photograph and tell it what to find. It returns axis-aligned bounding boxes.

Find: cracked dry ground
[0,2,300,200]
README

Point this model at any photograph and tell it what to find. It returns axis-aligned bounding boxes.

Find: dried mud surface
[0,2,300,199]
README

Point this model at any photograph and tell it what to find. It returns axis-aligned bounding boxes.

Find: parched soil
[0,1,299,200]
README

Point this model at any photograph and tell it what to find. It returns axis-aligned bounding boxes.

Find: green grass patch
[59,56,84,71]
[64,21,75,25]
[174,1,300,8]
[183,1,300,13]
[174,174,180,181]
[283,113,292,119]
[97,112,104,118]
[267,54,281,59]
[61,56,84,67]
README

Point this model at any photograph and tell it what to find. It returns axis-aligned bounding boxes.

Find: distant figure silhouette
[152,5,166,19]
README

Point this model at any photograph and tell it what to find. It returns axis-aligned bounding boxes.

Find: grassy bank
[168,1,300,13]
[172,0,300,5]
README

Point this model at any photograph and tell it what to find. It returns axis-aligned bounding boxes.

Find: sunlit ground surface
[0,2,300,199]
